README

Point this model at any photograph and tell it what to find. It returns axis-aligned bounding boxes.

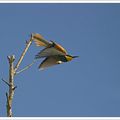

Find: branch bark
[7,55,15,117]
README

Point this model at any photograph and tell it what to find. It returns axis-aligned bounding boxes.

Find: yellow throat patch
[65,55,73,61]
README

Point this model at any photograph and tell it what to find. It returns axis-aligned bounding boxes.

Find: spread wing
[33,33,51,47]
[33,33,68,58]
[35,47,66,59]
[39,56,61,70]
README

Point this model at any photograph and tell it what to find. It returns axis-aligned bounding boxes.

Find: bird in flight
[33,33,78,70]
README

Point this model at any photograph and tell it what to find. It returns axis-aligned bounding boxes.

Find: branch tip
[7,56,10,60]
[7,55,15,63]
[31,33,34,39]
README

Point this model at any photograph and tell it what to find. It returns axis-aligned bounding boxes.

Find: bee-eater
[33,33,78,70]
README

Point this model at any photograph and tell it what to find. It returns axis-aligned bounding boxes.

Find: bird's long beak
[72,56,79,58]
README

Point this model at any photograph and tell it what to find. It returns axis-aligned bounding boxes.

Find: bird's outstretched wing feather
[35,47,66,59]
[39,56,61,70]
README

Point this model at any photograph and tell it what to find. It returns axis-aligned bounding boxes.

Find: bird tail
[33,33,51,47]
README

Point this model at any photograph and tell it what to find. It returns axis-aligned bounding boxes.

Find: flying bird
[33,33,78,70]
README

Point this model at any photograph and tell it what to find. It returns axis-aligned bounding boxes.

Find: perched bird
[33,33,78,70]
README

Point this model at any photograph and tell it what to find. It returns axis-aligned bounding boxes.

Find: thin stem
[2,78,10,87]
[15,60,36,75]
[14,33,34,73]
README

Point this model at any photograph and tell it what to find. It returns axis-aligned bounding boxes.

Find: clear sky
[0,3,120,117]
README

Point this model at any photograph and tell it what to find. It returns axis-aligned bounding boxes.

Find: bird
[33,33,78,70]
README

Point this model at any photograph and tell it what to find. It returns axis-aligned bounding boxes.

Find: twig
[14,33,34,73]
[15,60,36,75]
[2,78,10,87]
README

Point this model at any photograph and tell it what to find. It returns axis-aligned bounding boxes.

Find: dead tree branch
[5,33,34,117]
[15,60,36,75]
[7,55,15,117]
[14,33,34,73]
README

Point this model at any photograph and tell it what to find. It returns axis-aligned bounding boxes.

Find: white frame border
[0,1,119,3]
[0,1,120,119]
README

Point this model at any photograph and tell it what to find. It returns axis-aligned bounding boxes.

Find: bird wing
[35,47,66,59]
[33,33,51,47]
[33,33,68,58]
[39,56,61,70]
[51,41,67,54]
[33,33,67,53]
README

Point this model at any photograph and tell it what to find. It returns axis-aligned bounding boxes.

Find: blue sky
[0,3,120,117]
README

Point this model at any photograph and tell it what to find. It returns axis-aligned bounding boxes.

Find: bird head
[65,55,79,62]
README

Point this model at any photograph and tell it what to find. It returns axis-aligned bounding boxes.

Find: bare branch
[14,33,34,73]
[15,60,36,75]
[7,55,15,117]
[5,34,34,117]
